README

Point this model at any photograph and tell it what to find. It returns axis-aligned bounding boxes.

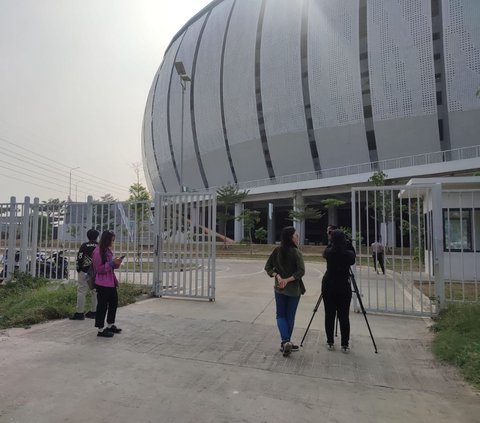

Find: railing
[217,144,480,191]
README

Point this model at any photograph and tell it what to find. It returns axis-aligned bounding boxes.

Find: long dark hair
[99,230,115,264]
[330,229,347,252]
[279,226,297,261]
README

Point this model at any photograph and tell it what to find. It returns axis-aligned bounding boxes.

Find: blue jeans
[274,291,300,342]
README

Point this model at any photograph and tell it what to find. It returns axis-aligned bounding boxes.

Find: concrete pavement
[0,259,478,423]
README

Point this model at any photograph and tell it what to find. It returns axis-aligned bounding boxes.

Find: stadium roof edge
[165,0,224,53]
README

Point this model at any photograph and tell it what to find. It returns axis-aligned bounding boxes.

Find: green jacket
[265,246,306,297]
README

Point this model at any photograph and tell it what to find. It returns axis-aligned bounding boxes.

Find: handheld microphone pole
[349,268,378,353]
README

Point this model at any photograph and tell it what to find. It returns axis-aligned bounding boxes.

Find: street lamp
[68,166,80,201]
[174,61,191,192]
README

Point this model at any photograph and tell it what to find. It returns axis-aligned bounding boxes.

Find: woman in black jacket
[322,229,356,353]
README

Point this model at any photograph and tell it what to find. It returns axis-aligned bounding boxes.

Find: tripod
[300,268,378,353]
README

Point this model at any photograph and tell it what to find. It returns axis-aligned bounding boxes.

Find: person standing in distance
[265,226,306,357]
[322,229,356,353]
[92,230,124,338]
[371,238,385,275]
[70,229,99,320]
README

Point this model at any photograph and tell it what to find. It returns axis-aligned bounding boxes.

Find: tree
[128,183,151,261]
[100,193,116,202]
[288,206,324,246]
[128,183,151,202]
[255,227,268,244]
[237,208,260,254]
[92,194,117,230]
[321,198,346,227]
[216,184,249,248]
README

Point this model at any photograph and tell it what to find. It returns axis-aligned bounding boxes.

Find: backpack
[86,264,96,290]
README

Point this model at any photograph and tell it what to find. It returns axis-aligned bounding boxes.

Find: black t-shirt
[76,241,98,273]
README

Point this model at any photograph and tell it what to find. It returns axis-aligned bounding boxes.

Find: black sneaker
[105,325,122,334]
[97,330,114,338]
[69,313,85,321]
[85,311,96,319]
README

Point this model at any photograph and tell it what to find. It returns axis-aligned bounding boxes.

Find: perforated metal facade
[143,0,480,193]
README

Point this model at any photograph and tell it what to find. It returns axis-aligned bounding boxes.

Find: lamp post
[174,61,191,192]
[68,166,80,201]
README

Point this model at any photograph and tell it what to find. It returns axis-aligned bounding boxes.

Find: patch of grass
[431,303,480,388]
[0,272,151,329]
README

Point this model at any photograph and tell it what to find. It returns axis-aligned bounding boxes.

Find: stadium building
[142,0,480,244]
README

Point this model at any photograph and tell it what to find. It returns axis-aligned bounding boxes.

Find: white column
[267,203,275,244]
[234,202,244,242]
[293,192,305,245]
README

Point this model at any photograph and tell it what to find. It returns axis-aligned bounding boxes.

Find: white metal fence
[153,192,216,301]
[0,196,154,285]
[352,185,479,316]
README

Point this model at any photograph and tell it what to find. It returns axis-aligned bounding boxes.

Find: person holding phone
[92,230,124,338]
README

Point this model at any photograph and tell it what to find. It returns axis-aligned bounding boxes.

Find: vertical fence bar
[432,184,445,307]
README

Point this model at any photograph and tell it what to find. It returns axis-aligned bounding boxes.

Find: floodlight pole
[174,61,191,193]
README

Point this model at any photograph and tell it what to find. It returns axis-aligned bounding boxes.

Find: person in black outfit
[70,229,99,320]
[322,229,356,353]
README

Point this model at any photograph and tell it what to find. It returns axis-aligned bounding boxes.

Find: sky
[0,0,212,203]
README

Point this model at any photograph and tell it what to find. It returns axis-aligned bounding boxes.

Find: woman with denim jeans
[265,226,306,357]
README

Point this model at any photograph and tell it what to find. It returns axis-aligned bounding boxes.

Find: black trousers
[323,290,352,347]
[373,252,385,274]
[95,285,118,329]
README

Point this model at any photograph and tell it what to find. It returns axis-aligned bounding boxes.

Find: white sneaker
[327,343,335,351]
[341,345,350,353]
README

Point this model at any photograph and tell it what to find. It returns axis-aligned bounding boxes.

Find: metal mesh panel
[443,0,480,112]
[193,0,234,185]
[143,75,161,191]
[308,0,363,128]
[223,0,262,145]
[222,0,268,181]
[367,0,437,121]
[261,0,306,136]
[168,17,207,191]
[194,0,232,153]
[152,38,181,170]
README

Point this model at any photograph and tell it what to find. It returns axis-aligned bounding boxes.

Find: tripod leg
[350,270,378,353]
[300,293,322,347]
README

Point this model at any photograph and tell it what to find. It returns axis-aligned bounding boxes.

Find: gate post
[431,184,445,308]
[30,198,40,277]
[6,197,17,280]
[152,192,161,297]
[19,196,30,272]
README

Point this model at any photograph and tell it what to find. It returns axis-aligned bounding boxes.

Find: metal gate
[0,196,155,285]
[351,184,445,316]
[153,192,216,300]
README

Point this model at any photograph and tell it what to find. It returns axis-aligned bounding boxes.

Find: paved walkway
[0,259,478,423]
